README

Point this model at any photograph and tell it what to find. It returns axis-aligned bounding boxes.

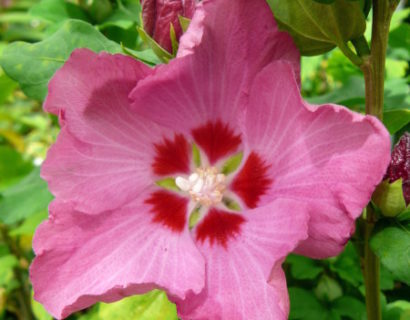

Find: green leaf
[372,179,407,217]
[384,77,410,111]
[32,292,52,320]
[29,0,89,24]
[0,12,34,24]
[389,23,410,61]
[266,0,366,56]
[313,0,336,3]
[81,0,113,23]
[384,300,410,320]
[370,221,410,285]
[398,207,410,222]
[79,290,177,320]
[0,167,53,225]
[327,49,362,83]
[0,146,33,190]
[331,296,366,320]
[179,16,191,33]
[137,27,173,63]
[390,8,410,31]
[10,210,48,236]
[286,254,323,280]
[289,288,329,320]
[330,242,363,287]
[307,76,365,107]
[385,59,408,80]
[120,45,162,66]
[314,275,343,302]
[0,19,123,100]
[383,109,410,135]
[380,264,396,290]
[0,72,18,105]
[98,0,141,30]
[0,255,18,287]
[0,245,9,257]
[170,23,179,56]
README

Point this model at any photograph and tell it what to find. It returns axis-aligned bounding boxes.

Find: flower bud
[385,132,410,206]
[141,0,196,53]
[373,133,410,217]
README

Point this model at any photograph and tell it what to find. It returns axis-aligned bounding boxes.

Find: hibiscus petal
[178,0,300,79]
[42,49,177,213]
[243,61,391,258]
[176,199,309,320]
[31,196,205,319]
[130,0,300,135]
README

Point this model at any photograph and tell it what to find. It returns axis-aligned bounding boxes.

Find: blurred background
[0,0,409,319]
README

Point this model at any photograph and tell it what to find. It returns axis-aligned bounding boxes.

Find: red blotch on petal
[192,120,241,164]
[152,134,190,176]
[145,191,188,232]
[196,209,245,248]
[231,152,272,209]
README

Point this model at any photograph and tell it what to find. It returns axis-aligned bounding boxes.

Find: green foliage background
[0,0,408,319]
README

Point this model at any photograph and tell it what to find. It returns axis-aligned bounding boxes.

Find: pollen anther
[175,167,226,206]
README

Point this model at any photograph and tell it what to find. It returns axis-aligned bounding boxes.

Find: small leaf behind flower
[370,221,410,285]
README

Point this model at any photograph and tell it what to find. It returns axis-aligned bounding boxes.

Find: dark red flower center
[145,120,272,247]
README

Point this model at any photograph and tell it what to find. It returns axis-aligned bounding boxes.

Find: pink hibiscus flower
[31,0,390,319]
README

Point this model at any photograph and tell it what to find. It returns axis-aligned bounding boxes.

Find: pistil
[175,167,226,206]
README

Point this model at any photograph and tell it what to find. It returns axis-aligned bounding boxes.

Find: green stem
[0,225,34,320]
[351,36,371,58]
[359,1,399,319]
[338,41,363,67]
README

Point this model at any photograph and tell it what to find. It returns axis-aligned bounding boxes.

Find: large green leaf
[29,0,90,24]
[79,290,177,320]
[0,19,122,100]
[266,0,366,56]
[0,167,53,225]
[370,221,410,285]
